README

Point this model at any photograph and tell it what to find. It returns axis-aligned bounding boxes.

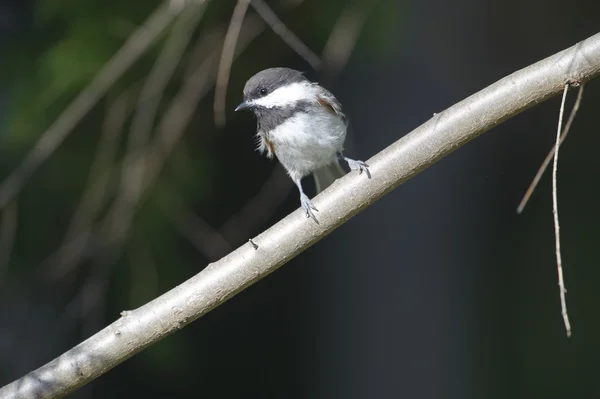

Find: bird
[235,67,370,223]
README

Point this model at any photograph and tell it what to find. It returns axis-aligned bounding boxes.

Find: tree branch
[2,32,600,399]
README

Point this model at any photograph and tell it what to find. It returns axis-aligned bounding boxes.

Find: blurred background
[1,0,600,397]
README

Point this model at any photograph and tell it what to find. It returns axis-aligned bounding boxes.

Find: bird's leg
[295,178,319,224]
[338,152,371,178]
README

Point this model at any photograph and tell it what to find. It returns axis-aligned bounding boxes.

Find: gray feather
[313,162,346,193]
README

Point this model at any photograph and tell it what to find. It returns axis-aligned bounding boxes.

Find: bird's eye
[259,88,268,96]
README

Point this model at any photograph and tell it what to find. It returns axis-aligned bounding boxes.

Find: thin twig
[169,0,187,13]
[517,84,585,214]
[0,0,191,209]
[250,0,322,69]
[102,40,218,254]
[162,189,233,261]
[47,89,134,280]
[321,4,369,76]
[219,164,293,244]
[129,3,207,150]
[3,31,600,399]
[214,0,251,127]
[183,26,226,81]
[553,84,572,337]
[105,2,207,249]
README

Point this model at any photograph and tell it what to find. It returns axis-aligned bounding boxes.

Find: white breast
[269,109,347,181]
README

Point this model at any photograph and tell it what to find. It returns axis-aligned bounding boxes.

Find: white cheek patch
[250,82,316,108]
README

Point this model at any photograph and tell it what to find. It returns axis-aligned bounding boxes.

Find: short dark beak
[235,101,251,112]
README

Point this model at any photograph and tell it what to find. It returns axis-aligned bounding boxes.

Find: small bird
[235,67,370,223]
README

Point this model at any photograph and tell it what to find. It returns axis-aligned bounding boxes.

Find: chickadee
[235,67,370,223]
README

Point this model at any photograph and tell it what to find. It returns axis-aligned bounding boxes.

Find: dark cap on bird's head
[235,67,308,111]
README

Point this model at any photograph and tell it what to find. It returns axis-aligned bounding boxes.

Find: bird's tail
[313,162,346,194]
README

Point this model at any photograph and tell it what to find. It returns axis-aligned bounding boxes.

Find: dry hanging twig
[517,84,585,214]
[552,84,573,337]
[214,0,252,127]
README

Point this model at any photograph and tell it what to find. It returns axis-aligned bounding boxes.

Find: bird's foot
[300,193,319,224]
[344,157,371,179]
